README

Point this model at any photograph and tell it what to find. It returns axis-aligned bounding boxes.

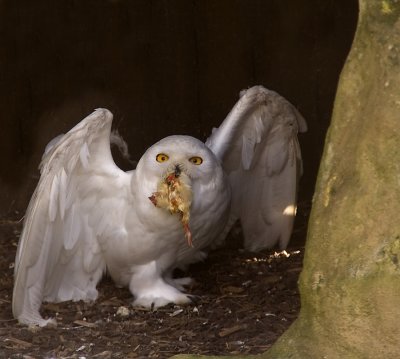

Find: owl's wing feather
[13,109,132,326]
[206,86,306,251]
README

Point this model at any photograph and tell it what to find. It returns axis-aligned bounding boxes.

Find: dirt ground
[0,202,308,359]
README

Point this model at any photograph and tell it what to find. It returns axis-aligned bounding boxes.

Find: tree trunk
[174,0,400,357]
[265,1,400,357]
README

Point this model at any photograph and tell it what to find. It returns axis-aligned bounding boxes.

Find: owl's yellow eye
[156,153,169,163]
[189,156,203,165]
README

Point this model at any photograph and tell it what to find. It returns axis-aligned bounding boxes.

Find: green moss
[376,237,400,272]
[360,1,400,27]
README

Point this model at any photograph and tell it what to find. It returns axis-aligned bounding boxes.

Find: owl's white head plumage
[136,135,219,184]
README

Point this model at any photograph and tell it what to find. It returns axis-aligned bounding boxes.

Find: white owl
[12,86,306,326]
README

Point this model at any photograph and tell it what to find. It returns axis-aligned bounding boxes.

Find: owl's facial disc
[140,135,217,184]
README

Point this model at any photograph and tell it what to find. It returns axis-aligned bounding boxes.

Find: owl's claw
[187,294,201,305]
[132,292,192,310]
[130,263,193,309]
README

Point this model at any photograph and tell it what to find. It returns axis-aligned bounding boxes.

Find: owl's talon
[188,294,201,305]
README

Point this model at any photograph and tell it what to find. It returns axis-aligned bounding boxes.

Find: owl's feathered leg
[164,271,193,291]
[129,261,192,309]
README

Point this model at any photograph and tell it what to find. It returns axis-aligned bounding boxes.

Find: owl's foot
[172,276,193,289]
[165,274,193,291]
[130,262,193,309]
[132,289,192,309]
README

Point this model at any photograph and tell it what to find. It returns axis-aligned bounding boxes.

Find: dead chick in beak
[149,165,193,246]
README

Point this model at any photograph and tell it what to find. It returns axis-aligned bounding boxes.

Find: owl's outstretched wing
[13,109,133,326]
[206,86,306,251]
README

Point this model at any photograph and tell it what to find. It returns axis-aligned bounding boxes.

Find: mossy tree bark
[264,0,400,357]
[174,0,400,358]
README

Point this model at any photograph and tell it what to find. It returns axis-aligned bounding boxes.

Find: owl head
[136,135,219,184]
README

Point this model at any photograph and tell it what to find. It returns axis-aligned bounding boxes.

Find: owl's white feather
[13,86,306,326]
[206,86,306,250]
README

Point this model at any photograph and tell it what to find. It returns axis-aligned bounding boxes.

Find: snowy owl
[12,86,307,326]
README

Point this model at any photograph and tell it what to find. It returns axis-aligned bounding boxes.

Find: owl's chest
[145,175,231,243]
[104,173,231,273]
[189,178,231,241]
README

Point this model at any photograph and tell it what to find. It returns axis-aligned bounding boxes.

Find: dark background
[0,0,358,216]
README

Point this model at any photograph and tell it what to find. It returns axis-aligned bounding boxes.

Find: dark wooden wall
[0,0,358,215]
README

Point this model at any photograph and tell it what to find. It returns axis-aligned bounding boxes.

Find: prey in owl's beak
[149,164,193,247]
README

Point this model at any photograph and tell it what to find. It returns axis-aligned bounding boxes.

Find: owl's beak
[174,164,182,177]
